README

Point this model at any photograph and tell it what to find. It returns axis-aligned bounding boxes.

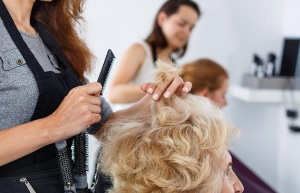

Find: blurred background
[82,0,300,192]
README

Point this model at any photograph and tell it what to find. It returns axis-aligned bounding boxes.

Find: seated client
[98,60,244,193]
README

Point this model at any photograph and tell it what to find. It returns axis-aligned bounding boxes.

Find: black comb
[85,49,115,134]
[97,49,115,95]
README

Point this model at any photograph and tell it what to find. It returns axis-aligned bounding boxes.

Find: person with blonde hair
[98,60,244,193]
[180,58,277,193]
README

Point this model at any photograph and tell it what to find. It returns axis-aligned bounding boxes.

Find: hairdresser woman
[0,0,191,192]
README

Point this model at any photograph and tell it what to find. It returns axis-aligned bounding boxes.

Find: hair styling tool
[97,49,115,95]
[73,132,88,193]
[84,49,115,134]
[74,49,115,193]
[55,141,76,193]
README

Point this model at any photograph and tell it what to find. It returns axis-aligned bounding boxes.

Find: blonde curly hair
[99,60,237,193]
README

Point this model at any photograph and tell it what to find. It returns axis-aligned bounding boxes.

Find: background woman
[107,0,200,111]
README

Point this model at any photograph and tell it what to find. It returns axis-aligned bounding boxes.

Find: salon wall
[83,0,300,192]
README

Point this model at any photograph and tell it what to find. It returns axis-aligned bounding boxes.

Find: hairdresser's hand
[48,82,102,141]
[141,75,191,100]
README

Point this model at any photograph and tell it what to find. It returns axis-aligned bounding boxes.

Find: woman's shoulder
[134,40,150,48]
[120,41,152,68]
[129,41,150,52]
[124,41,148,59]
[129,41,152,59]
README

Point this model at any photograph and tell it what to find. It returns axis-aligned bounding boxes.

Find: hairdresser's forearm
[108,84,146,103]
[0,118,60,166]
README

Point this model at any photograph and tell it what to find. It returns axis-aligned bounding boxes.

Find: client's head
[181,58,229,108]
[99,60,243,193]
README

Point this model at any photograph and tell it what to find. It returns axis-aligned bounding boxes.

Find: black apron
[0,1,82,192]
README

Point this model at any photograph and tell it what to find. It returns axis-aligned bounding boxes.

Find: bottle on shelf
[250,54,264,78]
[250,54,259,76]
[256,56,264,78]
[265,53,276,77]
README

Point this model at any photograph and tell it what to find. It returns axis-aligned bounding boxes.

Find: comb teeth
[98,49,115,95]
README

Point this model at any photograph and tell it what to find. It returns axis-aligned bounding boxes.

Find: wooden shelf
[229,85,300,103]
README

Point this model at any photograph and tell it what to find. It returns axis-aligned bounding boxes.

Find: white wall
[283,0,300,37]
[83,0,300,192]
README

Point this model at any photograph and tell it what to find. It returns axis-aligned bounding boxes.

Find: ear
[157,11,168,26]
[196,89,208,96]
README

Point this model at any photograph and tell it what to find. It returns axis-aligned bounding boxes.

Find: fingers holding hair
[141,60,192,100]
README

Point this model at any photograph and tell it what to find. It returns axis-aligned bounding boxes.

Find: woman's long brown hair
[32,0,93,80]
[146,0,200,58]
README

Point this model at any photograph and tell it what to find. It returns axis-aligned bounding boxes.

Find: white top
[131,40,155,84]
[111,40,155,111]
